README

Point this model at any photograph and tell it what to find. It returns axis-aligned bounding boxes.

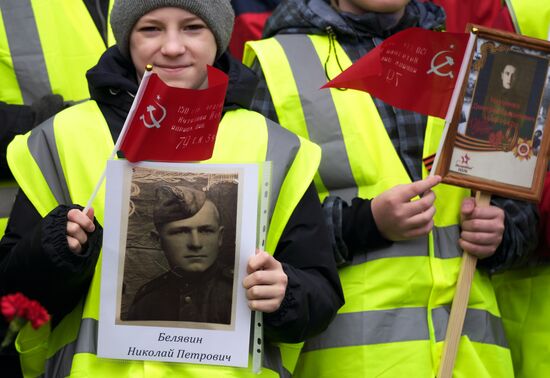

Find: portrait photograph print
[98,160,261,367]
[435,25,550,201]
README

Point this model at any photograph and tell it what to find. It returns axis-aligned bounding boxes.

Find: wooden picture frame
[434,25,550,202]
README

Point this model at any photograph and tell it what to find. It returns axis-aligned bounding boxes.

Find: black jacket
[127,263,234,324]
[0,46,344,344]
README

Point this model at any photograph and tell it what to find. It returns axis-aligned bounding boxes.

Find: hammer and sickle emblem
[426,50,455,79]
[140,100,167,129]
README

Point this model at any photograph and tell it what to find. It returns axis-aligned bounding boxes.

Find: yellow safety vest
[505,0,550,40]
[0,0,115,236]
[492,265,550,378]
[244,35,513,377]
[491,4,550,377]
[0,0,115,105]
[8,101,320,378]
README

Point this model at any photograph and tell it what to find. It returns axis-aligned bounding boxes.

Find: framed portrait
[434,25,550,201]
[98,160,263,368]
[118,166,240,328]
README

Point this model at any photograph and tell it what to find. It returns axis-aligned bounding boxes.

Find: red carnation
[25,300,50,329]
[1,293,29,321]
[1,292,50,349]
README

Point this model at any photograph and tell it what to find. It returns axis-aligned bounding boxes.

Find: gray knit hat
[110,0,234,59]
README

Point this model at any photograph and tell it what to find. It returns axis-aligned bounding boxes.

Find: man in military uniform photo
[126,185,233,324]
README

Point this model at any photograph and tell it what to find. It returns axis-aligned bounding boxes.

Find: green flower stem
[1,317,27,349]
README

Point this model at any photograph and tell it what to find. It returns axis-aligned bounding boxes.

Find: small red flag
[118,65,229,162]
[323,28,470,118]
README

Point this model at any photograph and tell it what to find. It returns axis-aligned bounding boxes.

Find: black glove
[31,94,72,126]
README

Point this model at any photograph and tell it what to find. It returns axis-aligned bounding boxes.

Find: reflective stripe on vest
[271,34,357,202]
[245,35,510,378]
[27,117,71,205]
[0,0,115,105]
[263,344,291,378]
[0,183,17,218]
[0,182,18,236]
[10,102,319,378]
[264,116,301,236]
[505,0,550,40]
[351,225,462,265]
[265,115,299,214]
[42,318,96,378]
[0,0,50,104]
[302,306,507,353]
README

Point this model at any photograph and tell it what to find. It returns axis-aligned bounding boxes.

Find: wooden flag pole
[437,191,492,378]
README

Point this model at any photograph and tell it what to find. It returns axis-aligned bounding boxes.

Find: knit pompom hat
[110,0,234,59]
